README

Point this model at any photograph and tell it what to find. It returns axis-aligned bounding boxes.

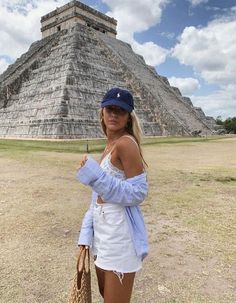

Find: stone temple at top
[0,0,217,138]
[41,0,117,38]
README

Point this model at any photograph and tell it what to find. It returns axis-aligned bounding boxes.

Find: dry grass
[0,136,235,303]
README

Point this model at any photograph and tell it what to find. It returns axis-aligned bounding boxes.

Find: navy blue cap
[101,88,134,113]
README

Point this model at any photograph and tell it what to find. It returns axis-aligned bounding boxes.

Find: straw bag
[68,247,92,303]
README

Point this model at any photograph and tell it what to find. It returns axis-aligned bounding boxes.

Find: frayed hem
[113,271,124,284]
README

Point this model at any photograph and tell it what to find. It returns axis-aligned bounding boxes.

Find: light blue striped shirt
[77,157,149,260]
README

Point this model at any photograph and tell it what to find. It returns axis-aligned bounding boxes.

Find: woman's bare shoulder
[115,135,143,176]
[116,135,139,154]
[116,135,142,164]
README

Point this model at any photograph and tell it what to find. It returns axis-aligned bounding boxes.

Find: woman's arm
[77,158,148,207]
[113,136,144,178]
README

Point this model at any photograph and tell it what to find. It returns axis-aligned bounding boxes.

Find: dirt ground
[0,137,235,303]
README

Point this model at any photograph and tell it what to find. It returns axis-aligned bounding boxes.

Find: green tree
[223,117,236,134]
[216,116,224,125]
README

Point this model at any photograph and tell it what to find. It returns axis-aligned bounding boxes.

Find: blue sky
[0,0,236,119]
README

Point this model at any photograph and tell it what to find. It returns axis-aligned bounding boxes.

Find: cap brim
[101,99,133,113]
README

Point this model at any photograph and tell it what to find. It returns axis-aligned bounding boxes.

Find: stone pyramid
[0,0,216,138]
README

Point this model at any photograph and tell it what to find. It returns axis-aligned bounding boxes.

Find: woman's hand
[79,245,89,250]
[78,154,88,170]
[97,195,104,204]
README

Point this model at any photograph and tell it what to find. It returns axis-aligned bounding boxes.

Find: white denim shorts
[92,202,142,274]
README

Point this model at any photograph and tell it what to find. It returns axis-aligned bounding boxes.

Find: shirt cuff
[76,157,104,185]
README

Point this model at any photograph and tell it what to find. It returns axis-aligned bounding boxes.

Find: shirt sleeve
[77,200,94,246]
[77,157,148,206]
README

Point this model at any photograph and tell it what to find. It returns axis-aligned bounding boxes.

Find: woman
[77,87,149,303]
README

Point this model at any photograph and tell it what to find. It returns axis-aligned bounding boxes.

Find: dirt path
[0,138,235,303]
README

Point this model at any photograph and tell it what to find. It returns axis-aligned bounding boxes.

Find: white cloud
[168,77,200,95]
[188,0,208,7]
[191,85,236,119]
[0,0,68,69]
[160,31,175,40]
[171,11,236,117]
[0,57,9,74]
[172,15,236,86]
[103,0,168,34]
[132,41,169,66]
[103,0,169,65]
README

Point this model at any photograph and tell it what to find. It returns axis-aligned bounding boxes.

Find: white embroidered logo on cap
[117,93,120,98]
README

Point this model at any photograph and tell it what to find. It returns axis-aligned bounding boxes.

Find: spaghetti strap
[109,134,145,172]
[109,135,139,154]
[121,135,145,171]
[121,135,139,149]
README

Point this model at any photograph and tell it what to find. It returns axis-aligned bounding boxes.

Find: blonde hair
[99,109,147,167]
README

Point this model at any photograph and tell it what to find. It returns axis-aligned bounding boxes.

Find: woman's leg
[104,271,135,303]
[95,265,136,303]
[95,265,105,298]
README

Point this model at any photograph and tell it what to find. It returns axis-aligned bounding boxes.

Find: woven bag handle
[76,247,90,290]
[84,248,90,273]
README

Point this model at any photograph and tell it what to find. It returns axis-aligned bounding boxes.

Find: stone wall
[41,0,117,38]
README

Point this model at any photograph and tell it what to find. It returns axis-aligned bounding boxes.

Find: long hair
[99,109,148,167]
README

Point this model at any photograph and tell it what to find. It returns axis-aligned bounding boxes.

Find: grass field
[0,136,235,303]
